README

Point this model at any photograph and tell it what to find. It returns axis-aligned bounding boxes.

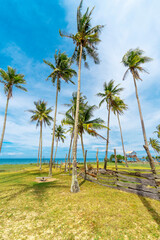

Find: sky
[0,0,160,159]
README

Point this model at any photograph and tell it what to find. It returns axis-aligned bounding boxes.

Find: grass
[0,163,160,240]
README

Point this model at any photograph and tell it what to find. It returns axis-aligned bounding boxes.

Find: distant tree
[112,96,128,167]
[149,138,160,155]
[0,66,27,153]
[53,125,66,165]
[43,51,76,176]
[122,48,156,173]
[97,80,123,169]
[28,100,53,170]
[154,125,160,138]
[60,0,104,193]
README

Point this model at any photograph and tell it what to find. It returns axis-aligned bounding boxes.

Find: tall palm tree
[53,125,66,165]
[112,96,128,167]
[122,48,156,173]
[62,104,106,164]
[60,0,104,192]
[97,80,123,169]
[64,92,87,170]
[43,51,76,176]
[0,66,27,153]
[149,138,160,155]
[28,100,53,170]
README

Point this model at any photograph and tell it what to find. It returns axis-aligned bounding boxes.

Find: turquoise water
[0,157,150,165]
[0,158,98,165]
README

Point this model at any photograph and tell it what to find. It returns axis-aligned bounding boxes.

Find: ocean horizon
[0,157,150,165]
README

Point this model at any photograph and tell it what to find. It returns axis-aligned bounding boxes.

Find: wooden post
[57,160,58,169]
[114,149,118,185]
[96,148,99,174]
[69,153,71,175]
[84,150,87,180]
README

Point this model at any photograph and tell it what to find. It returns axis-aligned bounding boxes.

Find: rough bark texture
[104,104,111,170]
[67,131,74,173]
[53,139,58,166]
[132,74,156,174]
[71,44,83,193]
[40,121,42,171]
[80,133,88,171]
[0,92,10,153]
[49,77,59,176]
[117,114,128,167]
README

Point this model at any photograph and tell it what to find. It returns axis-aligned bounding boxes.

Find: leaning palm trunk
[66,131,74,172]
[132,74,156,174]
[0,92,10,153]
[53,139,58,166]
[37,135,41,166]
[117,113,128,167]
[104,104,111,170]
[49,77,59,176]
[71,43,83,193]
[40,121,42,171]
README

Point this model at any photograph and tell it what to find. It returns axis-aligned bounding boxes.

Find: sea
[0,157,149,165]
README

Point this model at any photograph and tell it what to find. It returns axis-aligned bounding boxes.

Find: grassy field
[0,163,160,240]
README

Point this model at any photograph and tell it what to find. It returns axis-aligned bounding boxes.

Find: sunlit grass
[0,163,160,239]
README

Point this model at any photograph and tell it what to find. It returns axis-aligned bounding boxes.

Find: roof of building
[126,151,136,154]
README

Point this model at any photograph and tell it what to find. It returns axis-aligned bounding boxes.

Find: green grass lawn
[0,163,160,240]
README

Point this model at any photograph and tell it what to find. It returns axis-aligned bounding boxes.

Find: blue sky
[0,0,160,159]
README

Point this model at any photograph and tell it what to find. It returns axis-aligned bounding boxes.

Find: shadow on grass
[0,180,69,203]
[139,196,160,226]
[79,179,86,186]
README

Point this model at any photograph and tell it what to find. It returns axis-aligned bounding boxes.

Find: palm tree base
[143,145,156,174]
[71,172,80,193]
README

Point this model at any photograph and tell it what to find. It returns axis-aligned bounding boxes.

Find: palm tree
[28,100,53,170]
[60,0,104,192]
[43,50,76,176]
[62,104,106,165]
[53,125,66,165]
[149,138,160,155]
[154,124,160,138]
[112,96,128,167]
[122,48,156,174]
[0,66,27,153]
[97,80,123,169]
[64,92,87,171]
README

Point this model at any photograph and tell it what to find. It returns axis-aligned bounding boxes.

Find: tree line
[0,0,158,193]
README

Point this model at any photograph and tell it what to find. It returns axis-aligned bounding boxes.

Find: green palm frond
[149,138,160,154]
[0,66,27,97]
[122,48,153,81]
[59,0,104,68]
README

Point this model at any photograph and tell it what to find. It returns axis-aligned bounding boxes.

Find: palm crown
[29,100,53,127]
[149,138,160,154]
[0,66,27,98]
[43,50,77,90]
[97,80,123,109]
[59,0,104,67]
[122,48,152,81]
[112,96,128,115]
[55,125,66,143]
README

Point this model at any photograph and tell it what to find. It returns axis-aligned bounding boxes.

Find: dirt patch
[35,178,57,183]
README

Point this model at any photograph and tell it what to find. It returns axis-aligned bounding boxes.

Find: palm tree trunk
[49,76,59,176]
[53,139,58,165]
[40,121,42,171]
[67,131,74,172]
[37,135,41,166]
[0,92,10,153]
[104,104,111,170]
[71,43,83,193]
[117,113,128,167]
[80,132,88,171]
[133,75,156,174]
